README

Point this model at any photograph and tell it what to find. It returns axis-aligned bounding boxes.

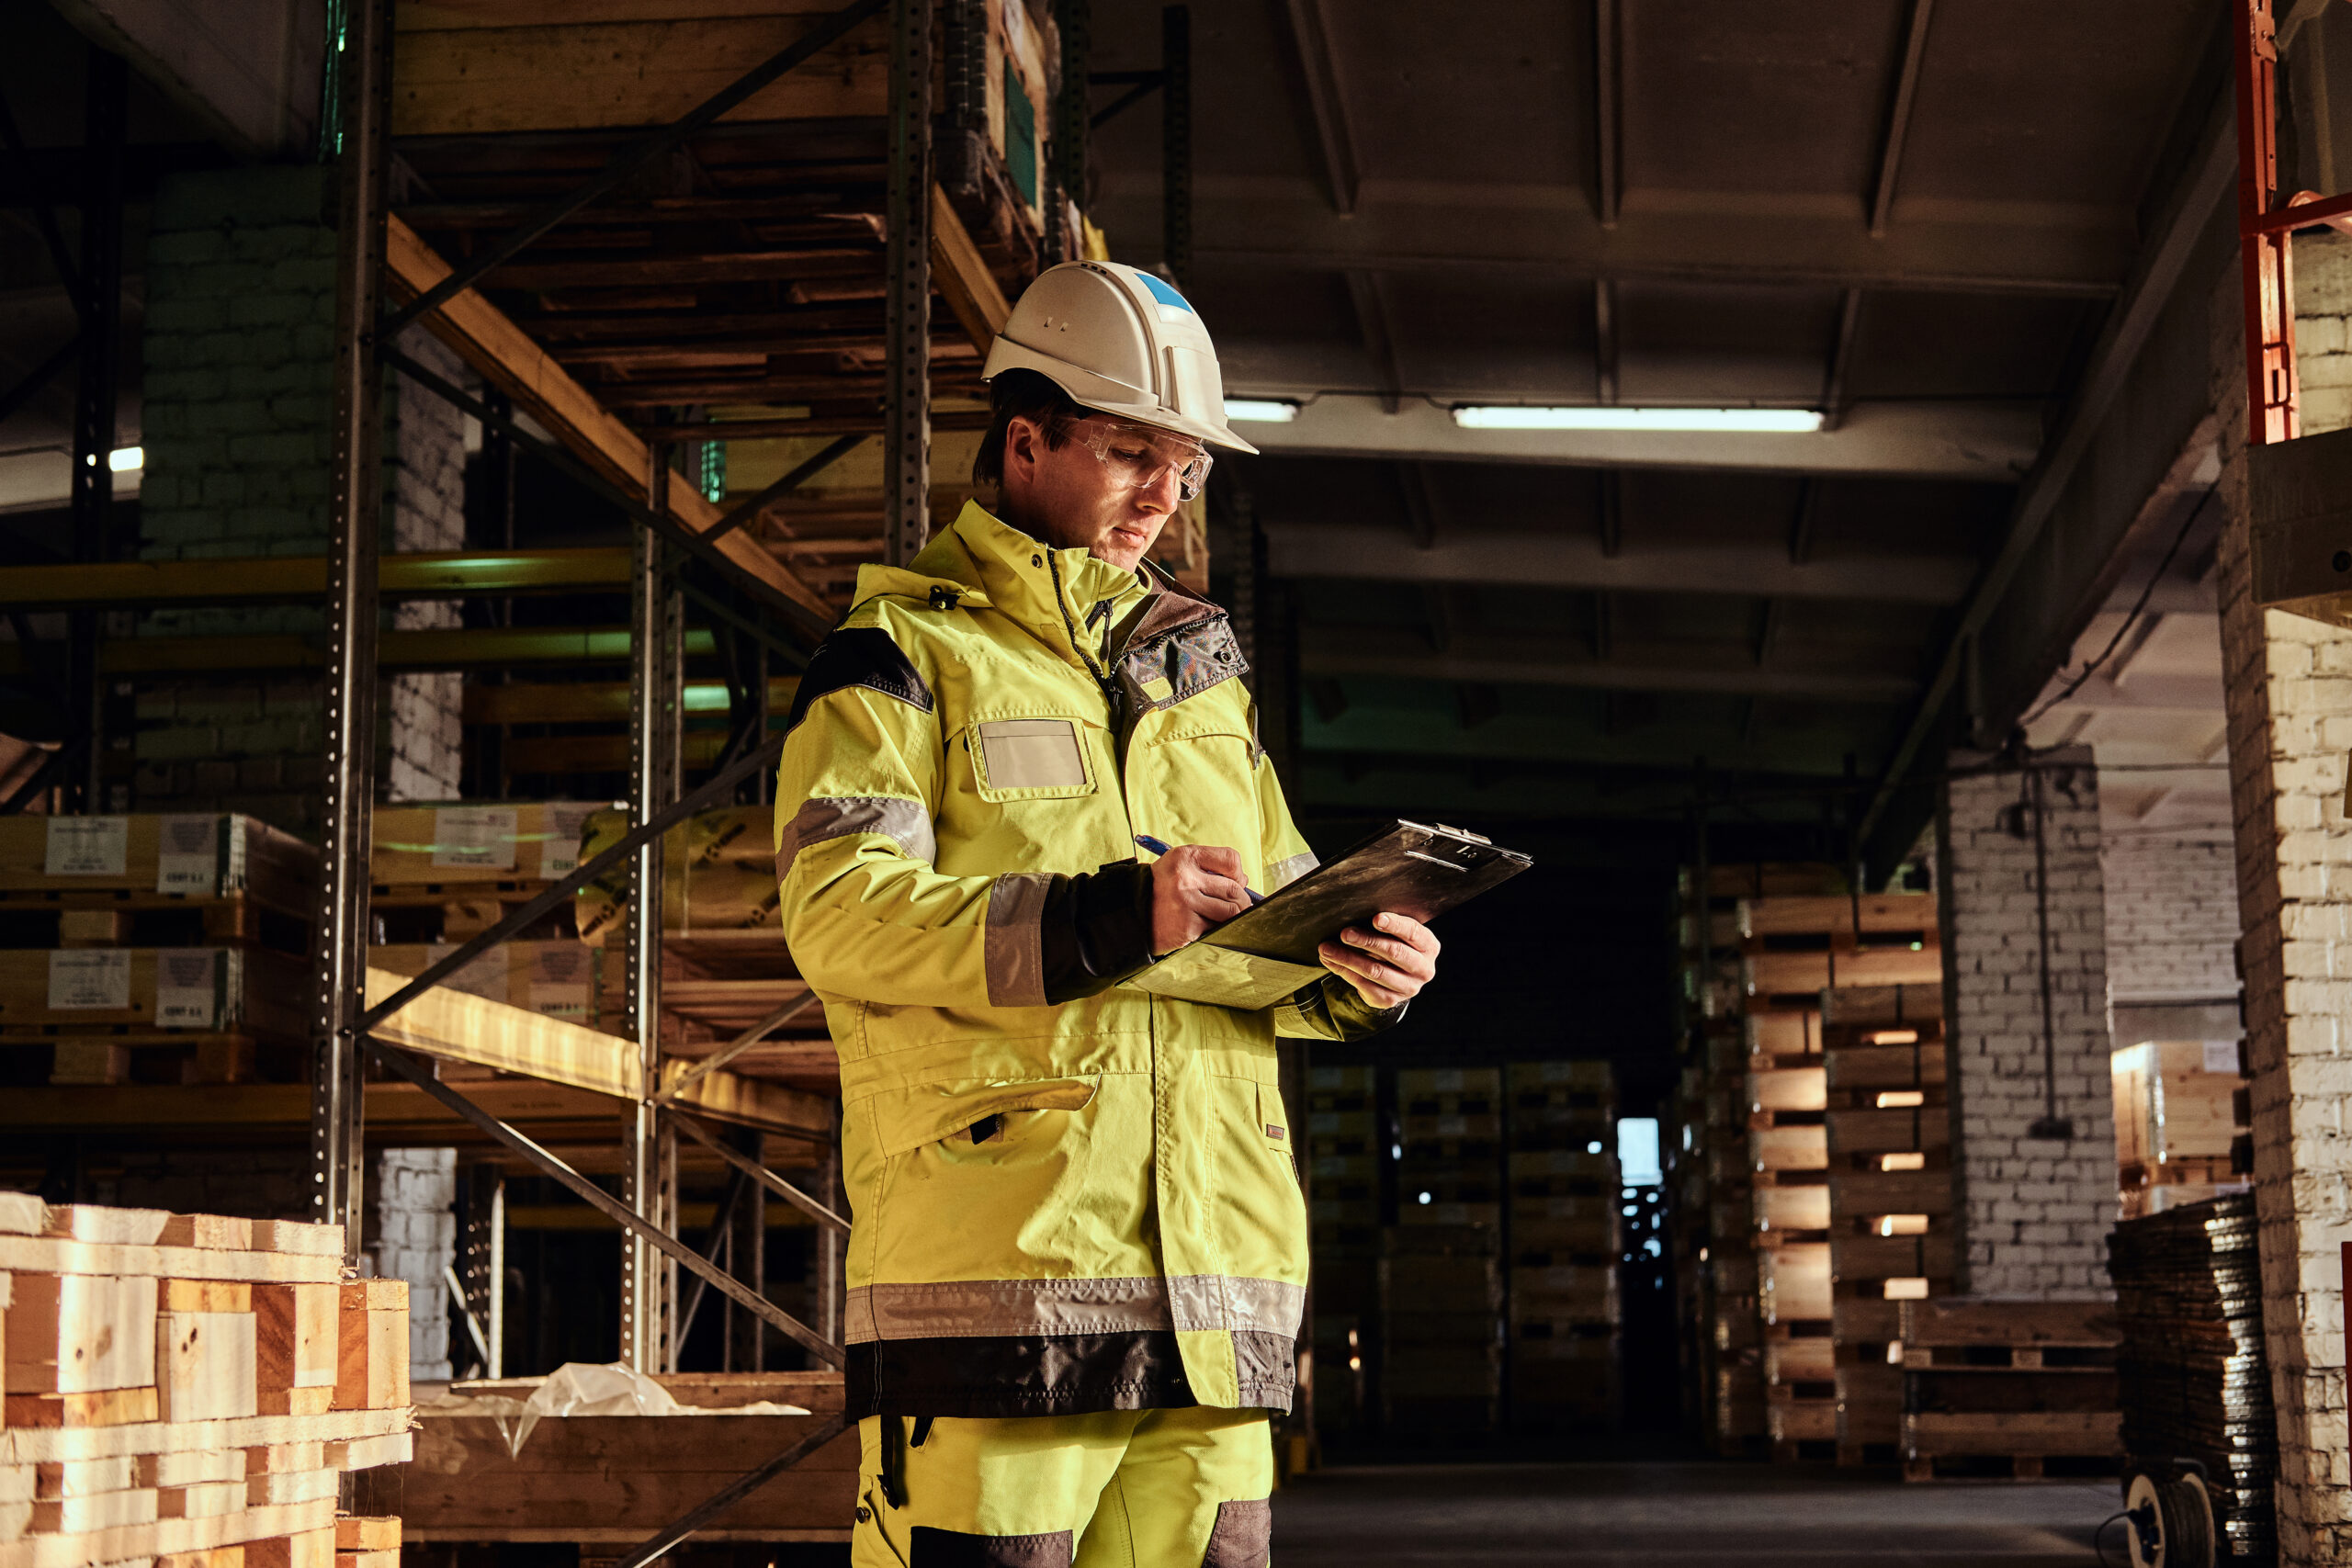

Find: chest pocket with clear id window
[969,717,1097,800]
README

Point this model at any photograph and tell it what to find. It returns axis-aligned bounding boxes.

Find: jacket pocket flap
[866,1077,1099,1158]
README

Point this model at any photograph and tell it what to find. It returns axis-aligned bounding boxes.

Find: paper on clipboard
[1121,819,1531,1010]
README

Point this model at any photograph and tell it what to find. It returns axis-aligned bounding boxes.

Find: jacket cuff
[1039,861,1156,1004]
[1290,975,1408,1039]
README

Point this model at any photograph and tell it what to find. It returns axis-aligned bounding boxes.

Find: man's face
[999,412,1207,572]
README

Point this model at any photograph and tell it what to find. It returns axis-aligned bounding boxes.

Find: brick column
[1937,743,2119,1299]
[2213,228,2352,1566]
[135,166,468,828]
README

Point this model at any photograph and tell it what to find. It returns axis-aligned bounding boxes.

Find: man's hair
[972,368,1082,487]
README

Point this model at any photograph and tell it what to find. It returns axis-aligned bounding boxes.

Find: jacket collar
[887,501,1153,672]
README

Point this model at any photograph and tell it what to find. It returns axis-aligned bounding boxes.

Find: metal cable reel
[2123,1467,2216,1568]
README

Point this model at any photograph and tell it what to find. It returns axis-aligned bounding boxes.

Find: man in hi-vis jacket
[774,260,1438,1566]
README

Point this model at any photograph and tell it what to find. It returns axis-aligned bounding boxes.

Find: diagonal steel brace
[666,1105,850,1235]
[357,728,785,1035]
[365,1036,844,1367]
[609,1412,852,1568]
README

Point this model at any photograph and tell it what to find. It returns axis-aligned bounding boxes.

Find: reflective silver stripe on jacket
[1265,852,1318,892]
[774,795,937,884]
[843,1274,1306,1344]
[984,872,1053,1008]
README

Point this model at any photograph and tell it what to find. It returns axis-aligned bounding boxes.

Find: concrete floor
[1272,1461,2122,1566]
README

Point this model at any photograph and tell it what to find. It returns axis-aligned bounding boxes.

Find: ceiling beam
[1229,393,2040,479]
[1269,0,1361,215]
[1346,270,1403,412]
[1857,101,2236,846]
[1301,702,1883,776]
[1168,201,2132,297]
[1264,524,1977,603]
[1868,0,1937,237]
[1593,0,1623,230]
[1299,627,1918,701]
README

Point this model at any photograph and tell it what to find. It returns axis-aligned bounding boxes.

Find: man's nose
[1136,464,1181,512]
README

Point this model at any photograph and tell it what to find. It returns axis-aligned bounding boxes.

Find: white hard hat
[982,261,1261,456]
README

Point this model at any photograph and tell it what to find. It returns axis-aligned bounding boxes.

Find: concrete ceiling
[1085,0,2232,828]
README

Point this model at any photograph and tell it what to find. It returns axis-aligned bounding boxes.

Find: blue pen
[1135,834,1265,905]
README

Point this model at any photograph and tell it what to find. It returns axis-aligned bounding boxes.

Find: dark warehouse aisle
[1272,1462,2119,1566]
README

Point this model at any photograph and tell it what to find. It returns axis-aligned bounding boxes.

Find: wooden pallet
[1899,1298,2120,1483]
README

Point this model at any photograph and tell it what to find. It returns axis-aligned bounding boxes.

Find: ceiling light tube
[1223,399,1300,423]
[1451,405,1825,434]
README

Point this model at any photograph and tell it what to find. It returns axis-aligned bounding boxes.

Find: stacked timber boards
[2110,1041,2252,1219]
[0,1192,413,1568]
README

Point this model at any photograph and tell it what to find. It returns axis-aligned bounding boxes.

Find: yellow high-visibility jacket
[774,501,1402,1420]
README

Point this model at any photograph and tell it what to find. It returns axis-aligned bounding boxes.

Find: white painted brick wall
[375,1145,456,1381]
[2101,833,2242,1004]
[1939,745,2120,1300]
[2214,229,2352,1567]
[384,327,466,803]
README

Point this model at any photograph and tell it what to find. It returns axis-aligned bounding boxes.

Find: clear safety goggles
[1053,414,1214,502]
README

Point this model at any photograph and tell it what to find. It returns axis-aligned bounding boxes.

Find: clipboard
[1124,819,1532,1010]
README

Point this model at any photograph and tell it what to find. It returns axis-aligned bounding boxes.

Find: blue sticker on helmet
[1138,272,1195,314]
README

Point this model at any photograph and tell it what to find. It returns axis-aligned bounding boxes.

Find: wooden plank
[363,965,639,1100]
[382,217,832,622]
[0,1237,339,1287]
[156,1312,258,1423]
[4,1276,159,1393]
[333,1284,409,1415]
[0,1408,411,1468]
[254,1285,339,1400]
[930,183,1010,355]
[1825,1107,1950,1156]
[2,1389,160,1431]
[1739,894,1939,938]
[392,15,888,136]
[1902,1409,2120,1456]
[1898,1297,2119,1348]
[334,1518,399,1552]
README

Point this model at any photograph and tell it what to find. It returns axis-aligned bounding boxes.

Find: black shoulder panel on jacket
[784,626,933,734]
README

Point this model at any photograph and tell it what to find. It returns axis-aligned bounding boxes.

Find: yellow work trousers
[850,1406,1274,1567]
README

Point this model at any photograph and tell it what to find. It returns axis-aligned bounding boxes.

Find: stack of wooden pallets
[1898,1297,2120,1482]
[1306,1065,1379,1438]
[1504,1061,1619,1432]
[1820,974,1951,1464]
[1385,1068,1504,1440]
[2110,1041,2251,1219]
[0,817,318,1089]
[2107,1191,2274,1559]
[0,1191,413,1568]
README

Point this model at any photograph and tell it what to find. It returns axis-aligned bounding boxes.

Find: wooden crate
[1899,1298,2121,1482]
[0,948,309,1043]
[371,801,608,887]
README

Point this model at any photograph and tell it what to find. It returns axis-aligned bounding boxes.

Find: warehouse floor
[1272,1461,2120,1565]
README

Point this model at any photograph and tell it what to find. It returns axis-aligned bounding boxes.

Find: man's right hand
[1149,844,1254,954]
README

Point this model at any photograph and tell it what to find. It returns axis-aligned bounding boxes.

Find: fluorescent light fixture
[1451,405,1825,434]
[108,446,143,473]
[1223,399,1299,423]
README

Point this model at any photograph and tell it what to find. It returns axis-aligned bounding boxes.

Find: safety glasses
[1052,414,1214,502]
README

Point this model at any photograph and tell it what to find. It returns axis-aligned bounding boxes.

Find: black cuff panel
[1038,860,1156,1004]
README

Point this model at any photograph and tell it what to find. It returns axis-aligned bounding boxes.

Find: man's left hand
[1318,912,1440,1009]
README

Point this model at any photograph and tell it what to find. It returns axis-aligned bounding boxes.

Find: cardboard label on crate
[2203,1041,2240,1076]
[154,949,222,1030]
[430,807,519,872]
[426,942,509,1001]
[48,949,130,1010]
[155,815,220,896]
[44,816,128,876]
[537,804,603,880]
